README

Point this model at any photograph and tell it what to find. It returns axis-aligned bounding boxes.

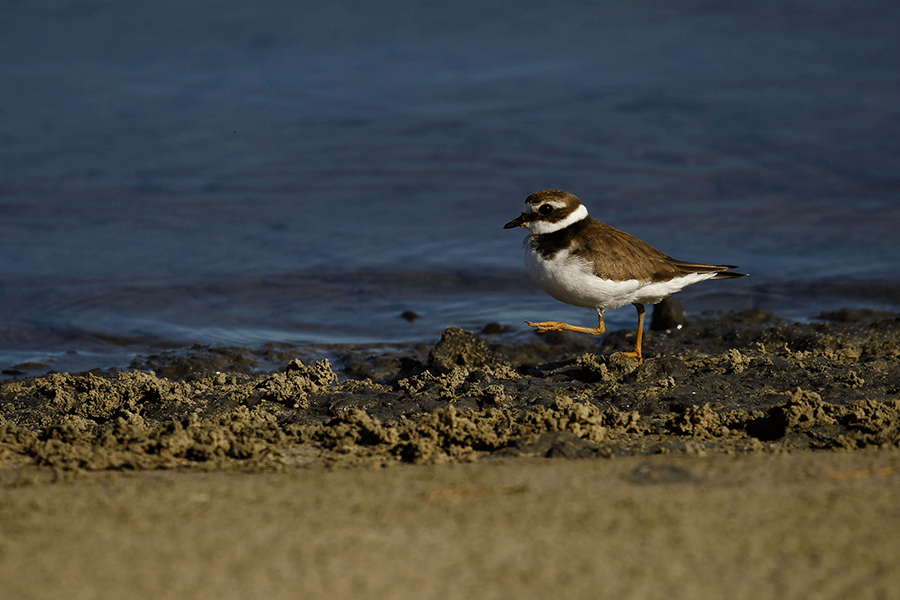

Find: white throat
[527,203,589,235]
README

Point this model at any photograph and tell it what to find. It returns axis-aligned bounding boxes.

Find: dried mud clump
[1,310,900,472]
[428,326,501,373]
[254,359,339,408]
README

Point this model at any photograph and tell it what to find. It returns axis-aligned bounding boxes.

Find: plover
[504,189,746,362]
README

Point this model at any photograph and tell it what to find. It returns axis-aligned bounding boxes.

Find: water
[2,0,899,375]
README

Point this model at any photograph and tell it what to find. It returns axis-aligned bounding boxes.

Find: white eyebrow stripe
[530,199,568,210]
[528,203,588,234]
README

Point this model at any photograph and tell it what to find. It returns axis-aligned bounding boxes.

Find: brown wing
[565,218,745,282]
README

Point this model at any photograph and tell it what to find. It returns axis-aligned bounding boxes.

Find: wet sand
[2,308,900,598]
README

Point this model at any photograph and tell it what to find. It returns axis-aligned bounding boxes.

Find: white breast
[523,244,717,311]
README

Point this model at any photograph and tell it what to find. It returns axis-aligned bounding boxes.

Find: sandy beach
[2,308,899,598]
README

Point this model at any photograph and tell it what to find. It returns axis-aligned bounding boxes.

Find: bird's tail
[671,260,748,278]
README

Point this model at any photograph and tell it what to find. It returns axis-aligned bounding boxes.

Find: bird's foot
[614,349,643,365]
[526,321,605,336]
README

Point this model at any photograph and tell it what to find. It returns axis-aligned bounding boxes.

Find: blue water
[2,0,899,374]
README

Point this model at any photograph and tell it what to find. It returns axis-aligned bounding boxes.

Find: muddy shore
[2,307,899,598]
[3,307,899,470]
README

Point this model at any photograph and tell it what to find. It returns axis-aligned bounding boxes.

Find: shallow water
[2,0,899,375]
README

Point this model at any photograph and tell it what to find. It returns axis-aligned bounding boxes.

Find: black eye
[539,204,553,215]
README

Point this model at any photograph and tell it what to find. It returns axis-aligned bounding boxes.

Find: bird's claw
[526,321,563,333]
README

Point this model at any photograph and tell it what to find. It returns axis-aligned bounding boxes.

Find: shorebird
[505,189,746,362]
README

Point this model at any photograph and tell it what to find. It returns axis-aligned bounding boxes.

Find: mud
[2,308,899,473]
[3,308,900,599]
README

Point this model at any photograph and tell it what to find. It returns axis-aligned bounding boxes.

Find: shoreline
[2,307,899,598]
[1,307,899,470]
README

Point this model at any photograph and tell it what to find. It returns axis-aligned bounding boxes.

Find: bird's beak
[504,214,526,229]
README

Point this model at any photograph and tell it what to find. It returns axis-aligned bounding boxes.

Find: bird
[504,189,747,362]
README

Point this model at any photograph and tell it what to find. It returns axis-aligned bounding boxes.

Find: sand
[1,307,899,598]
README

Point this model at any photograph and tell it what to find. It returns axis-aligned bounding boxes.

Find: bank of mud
[1,308,899,473]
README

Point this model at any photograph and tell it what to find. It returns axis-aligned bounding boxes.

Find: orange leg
[527,309,606,336]
[619,303,645,363]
